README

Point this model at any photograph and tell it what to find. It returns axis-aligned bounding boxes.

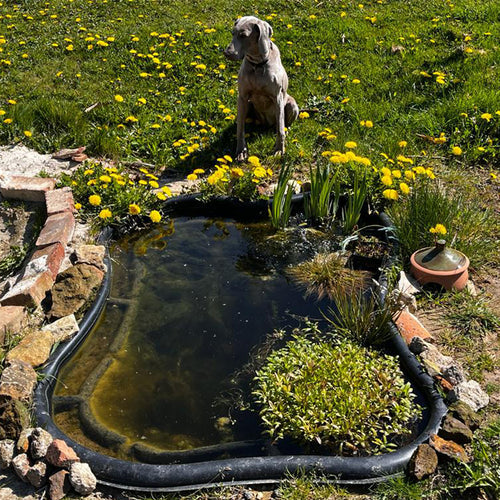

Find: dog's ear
[255,20,272,57]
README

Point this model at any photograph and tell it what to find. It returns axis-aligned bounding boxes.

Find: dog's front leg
[236,94,249,162]
[273,92,286,156]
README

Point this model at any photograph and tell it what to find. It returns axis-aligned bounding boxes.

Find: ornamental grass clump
[325,287,402,347]
[59,162,169,232]
[287,252,369,299]
[253,333,419,455]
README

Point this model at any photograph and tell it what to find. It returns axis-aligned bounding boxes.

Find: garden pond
[51,213,423,464]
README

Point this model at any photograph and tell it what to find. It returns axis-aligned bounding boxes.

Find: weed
[445,291,500,337]
[0,244,28,279]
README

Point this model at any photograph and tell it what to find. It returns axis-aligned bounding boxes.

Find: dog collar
[246,57,269,69]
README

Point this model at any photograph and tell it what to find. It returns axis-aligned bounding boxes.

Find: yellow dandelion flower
[89,194,101,206]
[398,140,407,148]
[247,156,261,167]
[187,173,198,181]
[230,167,244,178]
[149,180,159,188]
[193,168,205,174]
[399,182,410,195]
[23,130,32,138]
[149,210,162,223]
[451,146,462,155]
[480,113,492,122]
[381,175,393,186]
[114,94,124,102]
[99,175,111,183]
[161,185,172,196]
[253,166,267,178]
[299,111,310,119]
[383,189,399,200]
[129,203,141,215]
[98,208,112,219]
[345,141,357,149]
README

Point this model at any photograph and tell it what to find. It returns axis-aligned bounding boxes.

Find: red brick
[45,187,75,216]
[0,305,26,343]
[0,176,56,202]
[36,211,75,249]
[394,309,432,344]
[429,433,469,462]
[30,242,65,280]
[46,439,80,468]
[0,271,54,308]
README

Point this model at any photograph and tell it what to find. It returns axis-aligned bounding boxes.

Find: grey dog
[224,16,299,161]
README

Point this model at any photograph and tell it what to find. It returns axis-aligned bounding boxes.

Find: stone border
[0,174,106,415]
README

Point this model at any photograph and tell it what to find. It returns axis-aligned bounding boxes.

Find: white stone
[69,462,97,495]
[449,380,489,412]
[42,314,79,343]
[398,271,422,296]
[0,440,15,469]
[22,256,49,280]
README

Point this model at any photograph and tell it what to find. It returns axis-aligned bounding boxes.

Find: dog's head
[224,16,273,61]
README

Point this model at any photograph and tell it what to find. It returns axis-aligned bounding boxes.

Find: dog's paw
[273,146,285,157]
[236,150,249,162]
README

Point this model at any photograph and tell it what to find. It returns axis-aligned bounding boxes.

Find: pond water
[54,217,334,457]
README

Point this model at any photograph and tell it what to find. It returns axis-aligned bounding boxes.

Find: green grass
[0,0,498,174]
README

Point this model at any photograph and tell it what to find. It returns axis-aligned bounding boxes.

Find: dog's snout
[224,44,240,61]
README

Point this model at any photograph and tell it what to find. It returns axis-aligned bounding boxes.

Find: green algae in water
[54,217,334,454]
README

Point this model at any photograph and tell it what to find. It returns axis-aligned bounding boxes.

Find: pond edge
[34,194,448,492]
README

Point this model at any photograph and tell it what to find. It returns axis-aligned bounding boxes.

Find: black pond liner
[34,194,447,492]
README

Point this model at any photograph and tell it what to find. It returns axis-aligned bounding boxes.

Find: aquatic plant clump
[253,334,420,454]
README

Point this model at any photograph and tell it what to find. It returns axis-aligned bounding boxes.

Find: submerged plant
[253,332,419,454]
[287,252,369,300]
[269,163,294,230]
[325,287,402,347]
[303,163,340,224]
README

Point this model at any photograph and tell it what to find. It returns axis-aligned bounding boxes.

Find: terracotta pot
[410,248,469,291]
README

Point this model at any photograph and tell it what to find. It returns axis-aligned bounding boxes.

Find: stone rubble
[0,429,97,499]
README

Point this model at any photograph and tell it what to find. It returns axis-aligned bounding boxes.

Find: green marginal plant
[269,162,294,230]
[303,162,340,224]
[342,166,367,234]
[324,287,402,347]
[253,330,419,455]
[287,252,370,300]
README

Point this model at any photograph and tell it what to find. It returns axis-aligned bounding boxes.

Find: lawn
[0,0,498,174]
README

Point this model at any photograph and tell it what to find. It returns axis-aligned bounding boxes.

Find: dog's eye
[238,32,248,38]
